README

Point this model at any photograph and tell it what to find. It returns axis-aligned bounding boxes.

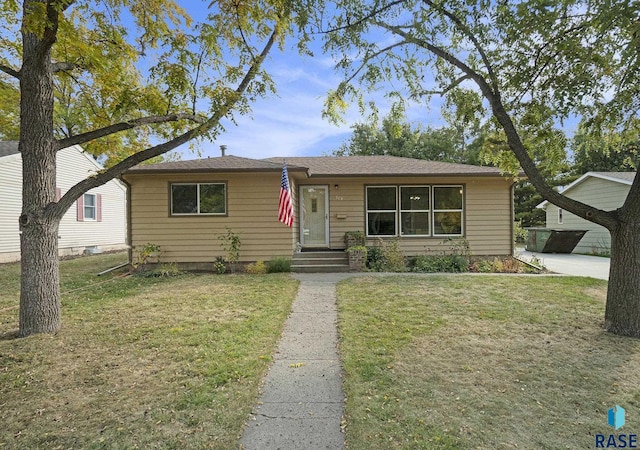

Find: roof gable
[537,171,636,208]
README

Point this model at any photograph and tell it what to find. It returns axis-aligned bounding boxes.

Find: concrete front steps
[291,250,350,273]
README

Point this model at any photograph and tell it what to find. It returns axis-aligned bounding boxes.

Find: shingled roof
[125,155,306,174]
[264,156,504,177]
[0,141,19,158]
[126,154,504,177]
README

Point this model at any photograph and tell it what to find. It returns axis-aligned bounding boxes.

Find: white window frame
[432,185,464,237]
[558,208,563,224]
[366,186,398,237]
[83,193,97,221]
[170,182,227,216]
[400,185,431,237]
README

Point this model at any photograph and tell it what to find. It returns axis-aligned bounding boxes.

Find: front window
[365,184,464,237]
[401,186,430,236]
[171,183,226,215]
[84,193,97,220]
[366,186,397,236]
[433,186,463,236]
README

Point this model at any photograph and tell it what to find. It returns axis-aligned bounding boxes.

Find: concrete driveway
[516,248,610,280]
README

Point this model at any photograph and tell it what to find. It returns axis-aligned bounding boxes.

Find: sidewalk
[239,273,353,450]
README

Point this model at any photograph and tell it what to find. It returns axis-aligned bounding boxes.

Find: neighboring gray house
[538,171,636,254]
[0,141,128,263]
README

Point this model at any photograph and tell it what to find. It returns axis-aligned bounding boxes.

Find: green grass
[337,275,640,449]
[0,253,299,449]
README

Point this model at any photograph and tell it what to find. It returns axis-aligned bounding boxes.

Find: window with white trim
[77,192,102,222]
[171,183,226,215]
[366,186,397,236]
[400,186,430,236]
[366,185,464,237]
[83,193,97,221]
[433,186,463,236]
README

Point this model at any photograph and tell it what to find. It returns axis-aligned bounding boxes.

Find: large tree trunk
[605,220,640,337]
[19,212,61,336]
[18,1,61,337]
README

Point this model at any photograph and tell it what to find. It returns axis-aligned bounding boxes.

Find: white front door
[300,186,329,247]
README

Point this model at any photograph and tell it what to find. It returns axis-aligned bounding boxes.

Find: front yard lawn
[0,253,298,449]
[337,275,640,449]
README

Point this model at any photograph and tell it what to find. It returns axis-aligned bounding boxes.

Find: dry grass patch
[337,275,640,449]
[0,253,298,449]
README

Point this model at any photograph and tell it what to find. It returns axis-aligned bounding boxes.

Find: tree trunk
[605,220,640,337]
[18,2,61,337]
[19,214,61,336]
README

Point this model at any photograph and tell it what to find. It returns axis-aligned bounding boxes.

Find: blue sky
[175,2,447,161]
[197,42,447,160]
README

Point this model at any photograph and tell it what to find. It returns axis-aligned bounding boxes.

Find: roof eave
[124,167,309,176]
[307,172,507,178]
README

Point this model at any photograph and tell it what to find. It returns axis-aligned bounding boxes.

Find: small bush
[213,256,226,274]
[470,257,535,274]
[514,221,528,244]
[246,260,267,274]
[366,245,385,271]
[366,238,406,272]
[491,257,504,273]
[501,257,523,273]
[267,256,292,273]
[345,231,366,248]
[134,242,161,269]
[469,259,494,273]
[410,254,468,273]
[218,227,241,273]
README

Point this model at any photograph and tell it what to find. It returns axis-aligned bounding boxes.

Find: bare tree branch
[415,74,472,97]
[0,64,20,79]
[52,62,79,73]
[421,0,500,95]
[56,114,207,149]
[344,41,407,86]
[49,24,281,221]
[234,2,255,59]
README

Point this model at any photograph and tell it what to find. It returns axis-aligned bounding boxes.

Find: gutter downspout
[119,176,133,265]
[510,181,516,256]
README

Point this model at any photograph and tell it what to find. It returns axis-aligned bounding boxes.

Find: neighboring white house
[0,141,128,263]
[538,171,636,255]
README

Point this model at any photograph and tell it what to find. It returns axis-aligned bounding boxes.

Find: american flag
[278,163,294,227]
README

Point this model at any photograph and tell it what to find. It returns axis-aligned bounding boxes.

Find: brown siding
[126,172,296,263]
[300,176,513,257]
[126,172,513,263]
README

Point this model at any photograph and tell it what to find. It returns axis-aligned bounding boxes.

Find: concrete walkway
[516,248,610,280]
[239,273,354,450]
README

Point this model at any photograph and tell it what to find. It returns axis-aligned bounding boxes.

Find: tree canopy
[334,107,482,163]
[571,122,639,175]
[1,0,297,166]
[3,0,303,337]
